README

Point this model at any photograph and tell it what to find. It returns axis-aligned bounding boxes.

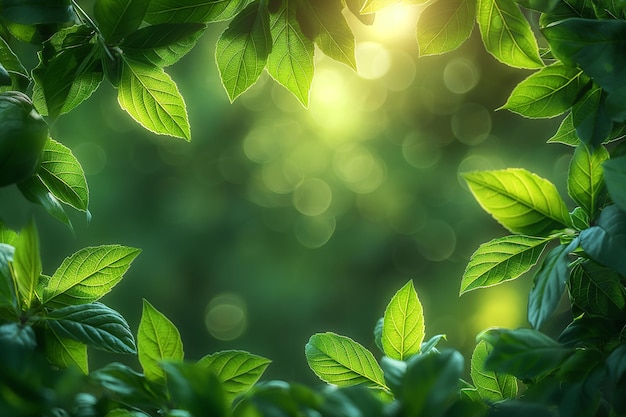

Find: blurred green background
[0,5,573,383]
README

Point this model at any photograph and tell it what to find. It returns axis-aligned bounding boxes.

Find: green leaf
[501,63,587,118]
[580,205,626,275]
[463,169,572,236]
[43,245,140,307]
[121,23,207,67]
[145,0,250,24]
[603,155,626,213]
[0,0,73,25]
[542,18,626,95]
[138,299,184,382]
[45,327,88,374]
[479,328,573,380]
[37,138,89,212]
[476,0,543,69]
[46,302,136,354]
[305,332,387,390]
[17,175,73,231]
[197,350,271,404]
[0,221,18,246]
[381,280,424,361]
[297,0,356,69]
[471,340,517,401]
[215,0,272,102]
[118,59,191,140]
[0,243,16,310]
[13,220,41,310]
[0,322,36,350]
[547,113,578,146]
[90,363,160,405]
[94,0,150,41]
[515,0,559,13]
[360,0,402,14]
[33,67,103,117]
[567,144,609,219]
[416,0,476,56]
[572,83,613,148]
[267,0,314,107]
[528,242,574,329]
[106,409,151,417]
[569,261,626,318]
[0,36,29,90]
[461,235,550,294]
[163,362,227,417]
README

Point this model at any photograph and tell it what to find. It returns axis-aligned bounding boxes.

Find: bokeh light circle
[205,293,247,341]
[293,178,333,216]
[443,58,480,94]
[294,214,336,248]
[416,220,456,261]
[73,142,107,175]
[451,103,492,146]
[402,133,442,169]
[356,42,391,80]
[333,145,385,194]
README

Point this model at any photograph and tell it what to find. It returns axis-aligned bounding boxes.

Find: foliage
[1,0,626,416]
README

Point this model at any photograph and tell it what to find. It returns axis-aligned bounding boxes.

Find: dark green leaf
[463,169,572,236]
[94,0,150,42]
[479,328,573,379]
[13,220,41,309]
[0,63,10,87]
[476,0,543,69]
[0,243,16,310]
[1,0,73,25]
[373,317,383,353]
[603,155,626,212]
[163,361,227,416]
[528,242,574,329]
[46,302,136,354]
[606,344,626,383]
[90,362,161,406]
[471,340,517,401]
[559,315,620,347]
[572,83,613,148]
[580,205,626,275]
[44,326,88,373]
[421,334,446,355]
[461,235,550,294]
[146,0,250,24]
[17,175,73,230]
[215,0,272,102]
[0,36,29,90]
[567,144,608,219]
[515,0,559,12]
[416,0,475,56]
[569,261,626,318]
[121,23,207,67]
[297,0,356,69]
[0,322,36,351]
[501,63,587,118]
[267,0,314,107]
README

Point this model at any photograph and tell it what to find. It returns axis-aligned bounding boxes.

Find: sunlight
[362,4,422,42]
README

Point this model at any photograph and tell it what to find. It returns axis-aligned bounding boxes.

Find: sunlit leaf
[471,340,517,401]
[45,327,88,374]
[33,68,103,117]
[461,235,550,294]
[118,59,191,140]
[580,205,626,276]
[121,23,207,67]
[298,0,356,69]
[138,299,184,382]
[501,63,586,118]
[38,138,89,212]
[17,175,73,230]
[567,144,608,219]
[305,332,387,390]
[479,328,572,380]
[572,83,613,148]
[603,156,626,213]
[381,280,424,360]
[146,0,250,23]
[267,0,314,107]
[13,220,41,310]
[360,0,402,14]
[547,113,577,146]
[94,0,150,41]
[216,0,271,102]
[476,0,543,69]
[46,302,136,354]
[416,0,476,56]
[528,242,574,329]
[462,169,572,236]
[198,350,271,404]
[43,245,141,307]
[569,261,626,318]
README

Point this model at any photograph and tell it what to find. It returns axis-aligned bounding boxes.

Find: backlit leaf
[198,350,271,404]
[146,0,250,23]
[567,144,608,219]
[267,0,314,107]
[17,175,73,231]
[463,169,572,236]
[528,242,574,329]
[13,220,41,310]
[43,245,141,307]
[476,0,543,69]
[360,0,402,14]
[216,0,271,101]
[138,299,184,382]
[603,156,626,213]
[461,235,550,294]
[0,243,15,310]
[46,302,136,354]
[416,0,476,56]
[580,205,626,275]
[38,138,89,212]
[569,261,626,318]
[298,0,356,69]
[471,340,517,401]
[45,327,88,374]
[501,63,586,118]
[547,113,578,146]
[305,332,387,390]
[118,59,191,140]
[94,0,150,41]
[381,280,424,360]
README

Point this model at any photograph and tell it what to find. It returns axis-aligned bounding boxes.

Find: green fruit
[0,91,49,187]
